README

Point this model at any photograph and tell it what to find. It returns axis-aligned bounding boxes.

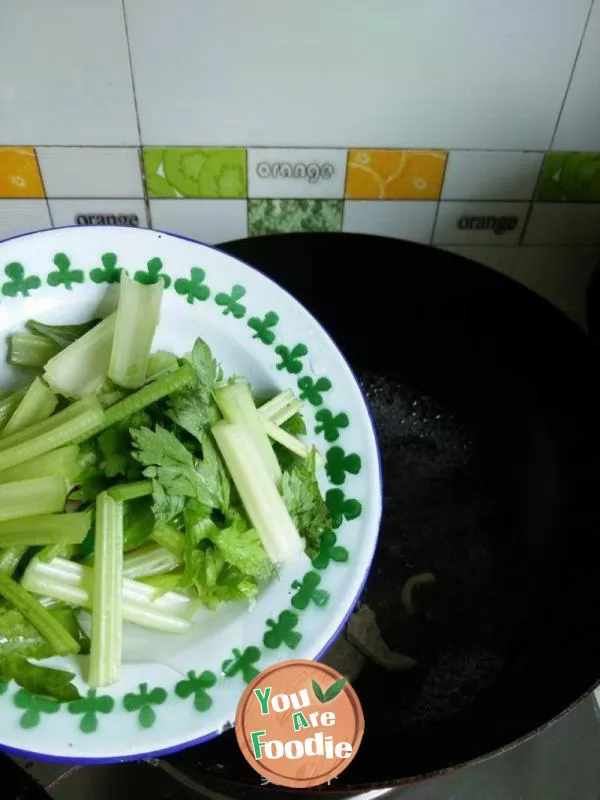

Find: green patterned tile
[143,148,247,198]
[248,199,343,236]
[537,152,600,202]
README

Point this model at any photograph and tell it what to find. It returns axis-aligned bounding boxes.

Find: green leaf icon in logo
[312,677,347,704]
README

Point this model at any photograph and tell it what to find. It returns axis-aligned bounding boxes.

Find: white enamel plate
[0,226,381,763]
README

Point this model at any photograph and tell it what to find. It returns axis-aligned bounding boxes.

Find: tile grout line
[429,152,451,245]
[518,155,549,245]
[549,0,596,151]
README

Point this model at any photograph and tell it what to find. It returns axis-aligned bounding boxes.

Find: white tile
[149,200,247,244]
[0,200,51,241]
[553,1,600,150]
[37,148,144,198]
[343,201,436,244]
[0,0,138,145]
[49,199,148,228]
[442,151,544,201]
[524,204,600,245]
[440,246,522,278]
[434,202,529,246]
[125,0,590,150]
[248,149,346,198]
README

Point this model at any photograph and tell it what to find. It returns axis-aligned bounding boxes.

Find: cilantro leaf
[168,338,222,439]
[131,425,228,521]
[281,451,331,558]
[208,512,274,581]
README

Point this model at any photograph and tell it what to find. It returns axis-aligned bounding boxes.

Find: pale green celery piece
[109,273,163,390]
[147,350,178,379]
[258,390,303,425]
[98,390,126,408]
[0,511,91,547]
[151,523,185,557]
[22,556,192,633]
[44,313,116,399]
[108,480,153,502]
[122,543,182,580]
[73,364,194,444]
[37,543,77,563]
[0,388,27,433]
[89,493,124,687]
[0,572,79,656]
[8,333,60,368]
[214,379,282,484]
[211,421,303,563]
[0,476,68,522]
[1,378,58,437]
[0,546,28,577]
[0,445,80,485]
[0,395,104,472]
[262,418,313,460]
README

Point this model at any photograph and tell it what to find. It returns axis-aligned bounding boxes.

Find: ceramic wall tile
[247,149,346,199]
[343,200,437,244]
[434,202,529,246]
[537,152,600,202]
[0,149,44,199]
[442,151,544,201]
[150,200,247,244]
[346,150,447,200]
[143,149,247,199]
[124,0,590,150]
[48,199,148,229]
[553,0,600,151]
[0,201,51,240]
[248,199,342,236]
[524,204,600,245]
[0,0,138,146]
[37,148,144,199]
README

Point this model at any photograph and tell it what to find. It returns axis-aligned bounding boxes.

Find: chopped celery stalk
[0,511,91,547]
[89,493,124,687]
[0,445,80,485]
[0,545,28,577]
[98,390,126,408]
[259,391,303,425]
[263,418,313,460]
[214,379,282,484]
[8,333,60,367]
[0,395,103,472]
[0,476,68,522]
[147,350,179,379]
[73,364,194,444]
[212,421,303,563]
[44,313,116,399]
[109,273,162,389]
[151,523,185,557]
[22,557,192,633]
[0,572,79,656]
[26,318,101,349]
[268,400,303,427]
[37,542,77,563]
[0,388,26,433]
[122,543,182,580]
[108,480,153,502]
[1,378,58,437]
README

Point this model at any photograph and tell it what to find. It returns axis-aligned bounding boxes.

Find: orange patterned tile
[346,149,447,200]
[0,148,45,198]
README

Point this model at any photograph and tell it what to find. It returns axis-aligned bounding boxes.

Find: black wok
[166,233,600,793]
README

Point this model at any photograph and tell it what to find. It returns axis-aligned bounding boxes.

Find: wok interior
[171,234,600,789]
